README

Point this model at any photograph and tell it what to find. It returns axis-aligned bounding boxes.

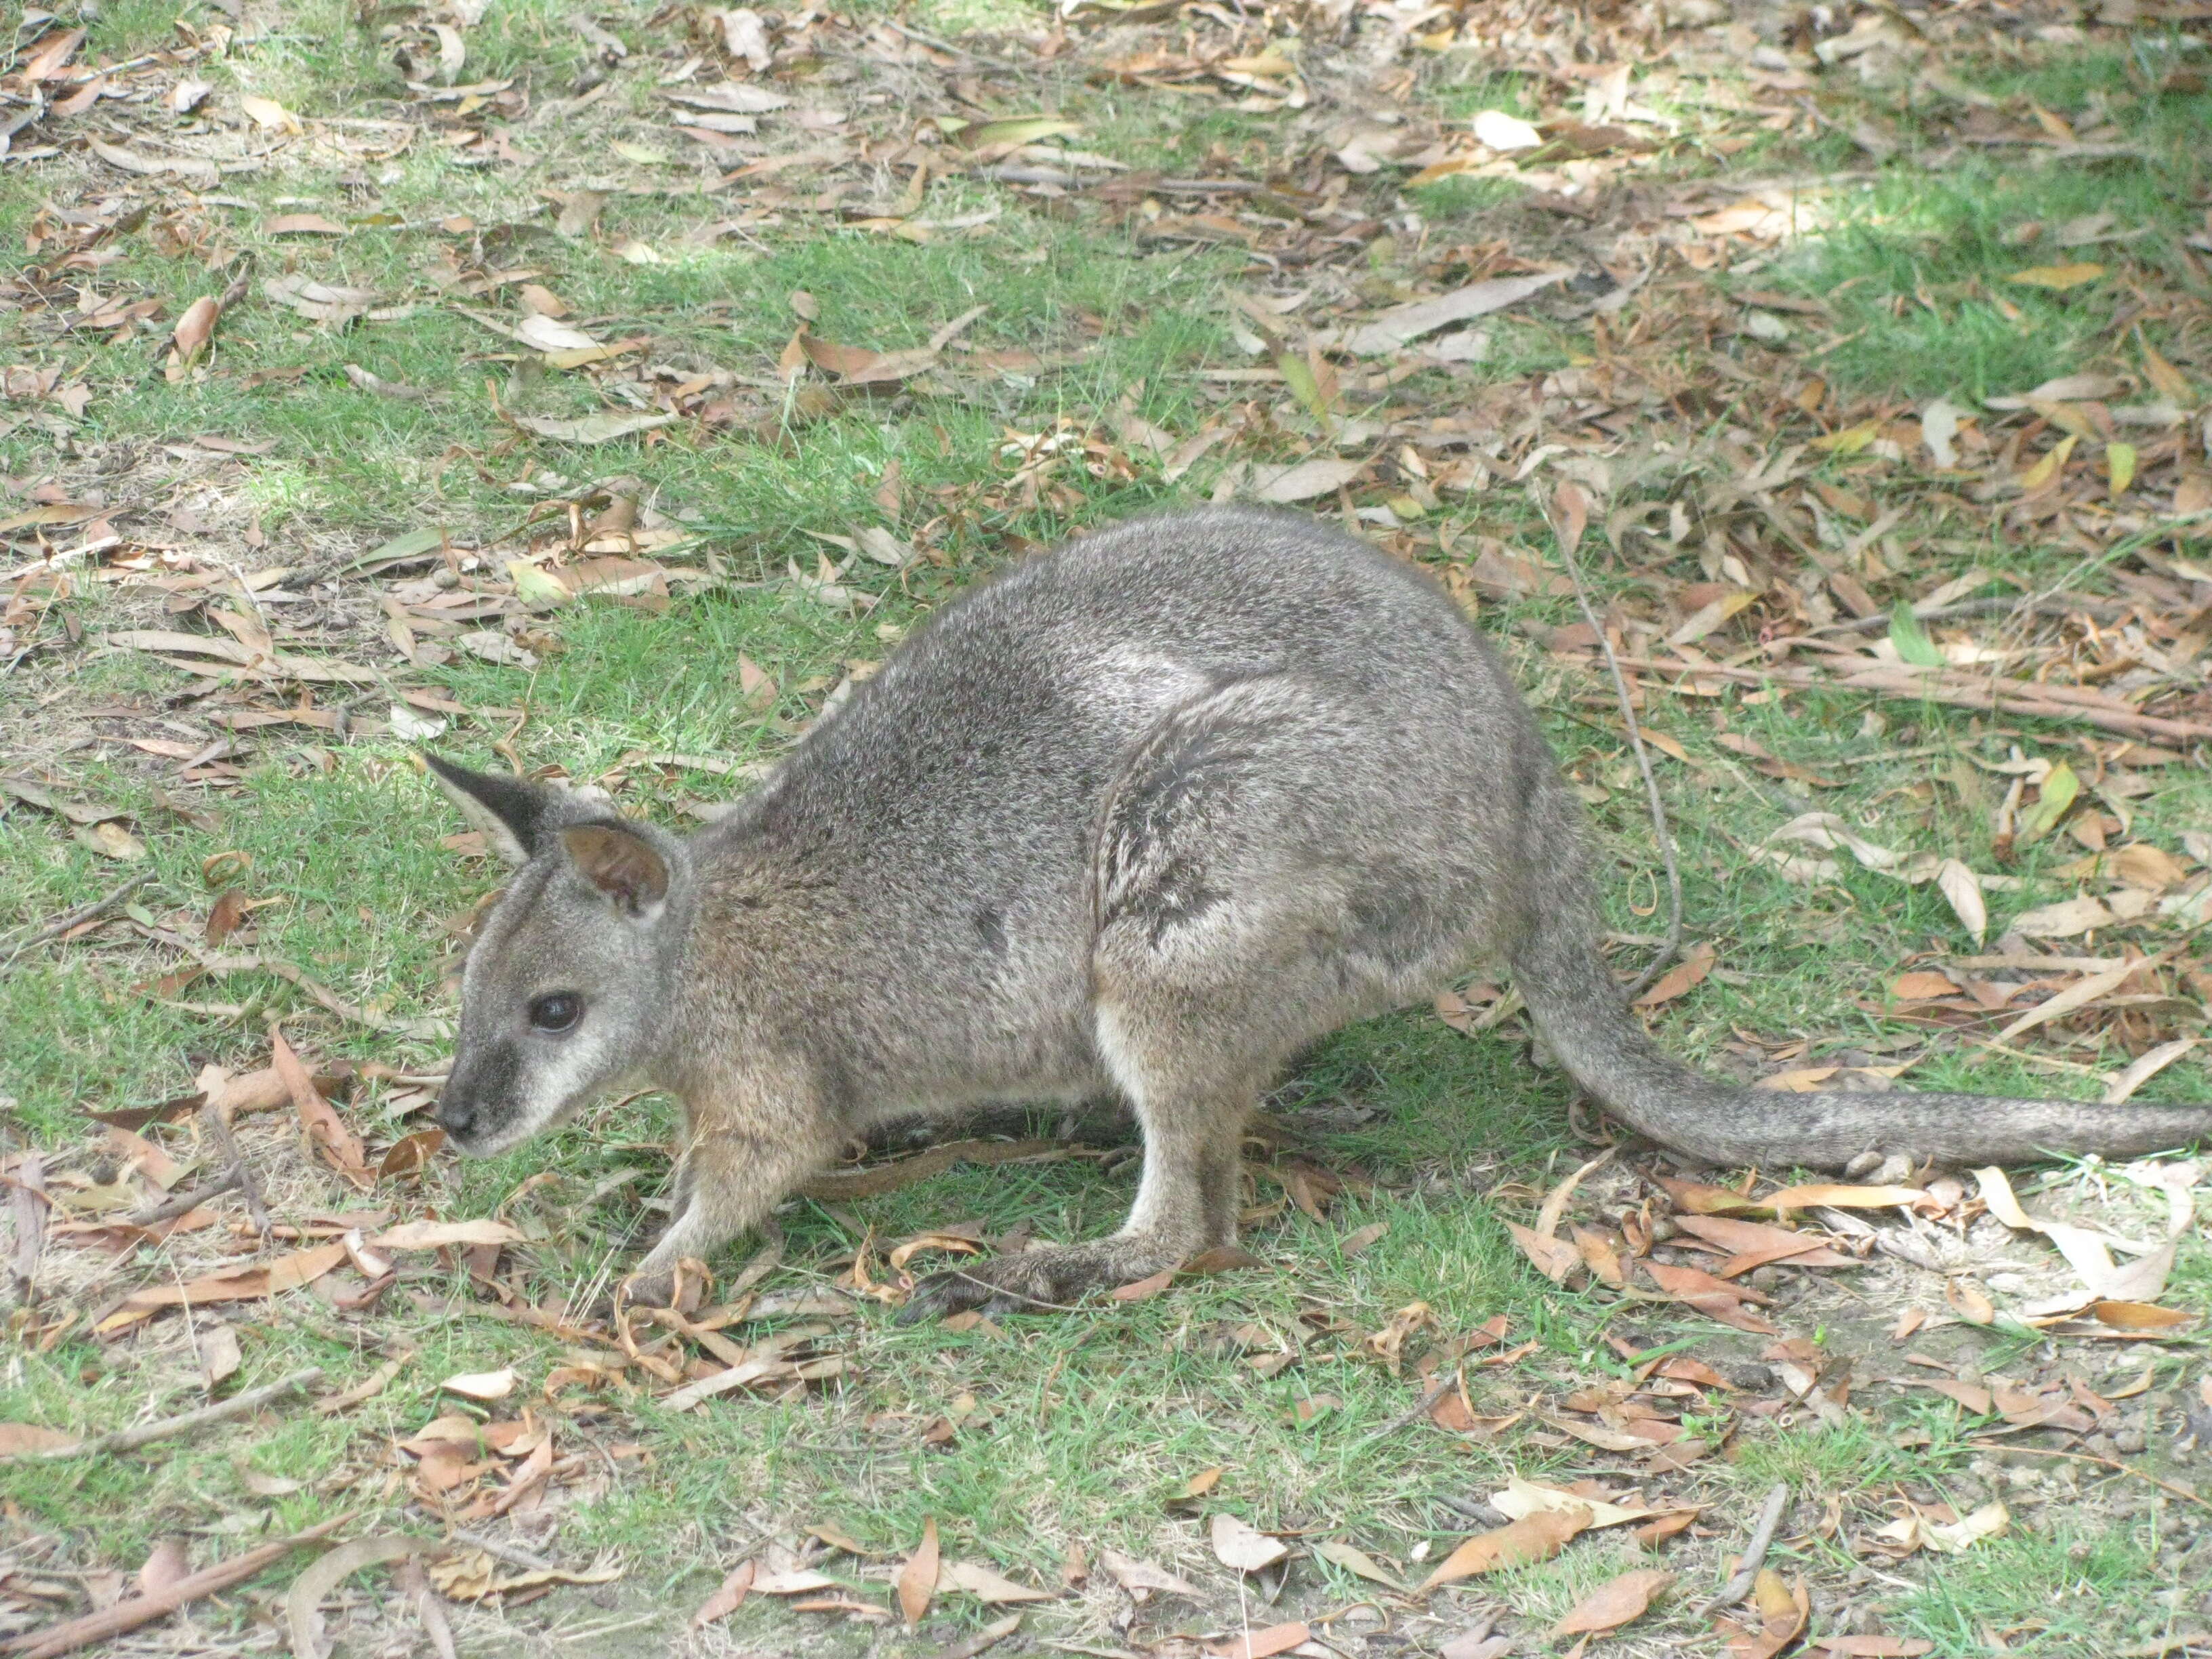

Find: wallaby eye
[529,993,582,1033]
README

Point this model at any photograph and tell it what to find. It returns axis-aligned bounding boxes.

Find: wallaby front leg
[623,1122,833,1307]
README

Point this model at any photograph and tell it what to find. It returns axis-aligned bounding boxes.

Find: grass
[5,2,2210,1652]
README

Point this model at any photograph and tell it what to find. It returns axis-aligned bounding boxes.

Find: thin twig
[9,1366,323,1461]
[1351,1378,1456,1450]
[1,870,151,966]
[877,16,1025,71]
[126,1168,239,1227]
[449,1528,556,1573]
[1696,1481,1788,1616]
[1799,594,2127,641]
[198,1098,270,1235]
[1551,494,1683,1000]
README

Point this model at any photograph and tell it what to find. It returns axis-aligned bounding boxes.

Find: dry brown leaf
[1643,1261,1779,1333]
[1098,1548,1202,1599]
[1207,1622,1309,1659]
[441,1368,516,1401]
[1420,1505,1589,1589]
[370,1218,522,1250]
[0,1423,79,1456]
[199,1324,242,1391]
[899,1516,939,1624]
[1310,1539,1401,1589]
[1721,1569,1809,1659]
[270,1031,371,1190]
[1211,1513,1288,1574]
[97,1243,347,1333]
[1505,1221,1581,1284]
[691,1559,755,1629]
[2090,1300,2194,1330]
[1493,1478,1666,1530]
[941,1561,1058,1604]
[1633,941,1717,1007]
[1947,1277,1995,1325]
[1763,1183,1927,1212]
[1555,1568,1672,1637]
[136,1538,192,1599]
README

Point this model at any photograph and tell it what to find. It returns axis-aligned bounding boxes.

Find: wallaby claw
[613,1267,678,1314]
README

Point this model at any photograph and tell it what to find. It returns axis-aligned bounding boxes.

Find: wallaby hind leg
[905,676,1452,1322]
[898,1008,1254,1321]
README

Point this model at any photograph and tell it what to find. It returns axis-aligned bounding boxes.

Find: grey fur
[421,507,2211,1316]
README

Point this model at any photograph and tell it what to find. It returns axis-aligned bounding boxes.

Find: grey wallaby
[423,506,2211,1317]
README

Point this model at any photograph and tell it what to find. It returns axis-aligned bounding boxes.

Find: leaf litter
[5,0,2212,1651]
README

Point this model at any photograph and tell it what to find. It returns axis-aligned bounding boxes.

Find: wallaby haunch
[424,507,2210,1316]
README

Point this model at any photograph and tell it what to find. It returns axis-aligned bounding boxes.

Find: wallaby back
[426,505,2210,1311]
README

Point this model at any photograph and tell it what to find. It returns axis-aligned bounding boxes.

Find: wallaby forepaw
[897,1241,1168,1324]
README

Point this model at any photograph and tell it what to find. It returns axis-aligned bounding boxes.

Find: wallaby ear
[424,754,565,867]
[559,823,670,918]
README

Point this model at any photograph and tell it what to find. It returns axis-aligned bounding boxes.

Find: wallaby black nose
[436,1098,476,1138]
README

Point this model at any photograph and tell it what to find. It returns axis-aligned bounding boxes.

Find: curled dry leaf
[169,296,221,377]
[286,1536,428,1659]
[199,1324,243,1391]
[1721,1568,1809,1659]
[137,1538,192,1599]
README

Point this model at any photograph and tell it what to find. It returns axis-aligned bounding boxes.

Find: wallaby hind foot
[418,506,2212,1319]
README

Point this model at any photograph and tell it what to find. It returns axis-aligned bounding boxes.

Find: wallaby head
[423,755,687,1157]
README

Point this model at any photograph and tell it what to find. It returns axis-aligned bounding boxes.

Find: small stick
[10,1366,322,1461]
[0,1513,350,1659]
[1345,1376,1458,1456]
[1800,594,2127,640]
[198,1098,270,1235]
[449,1528,556,1573]
[126,1168,239,1226]
[1696,1481,1788,1616]
[1549,487,1683,1000]
[1,871,151,964]
[878,16,1025,71]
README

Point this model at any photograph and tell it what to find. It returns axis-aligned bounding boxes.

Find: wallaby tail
[1510,912,2212,1171]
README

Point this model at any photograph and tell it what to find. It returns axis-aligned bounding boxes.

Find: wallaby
[422,506,2211,1317]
